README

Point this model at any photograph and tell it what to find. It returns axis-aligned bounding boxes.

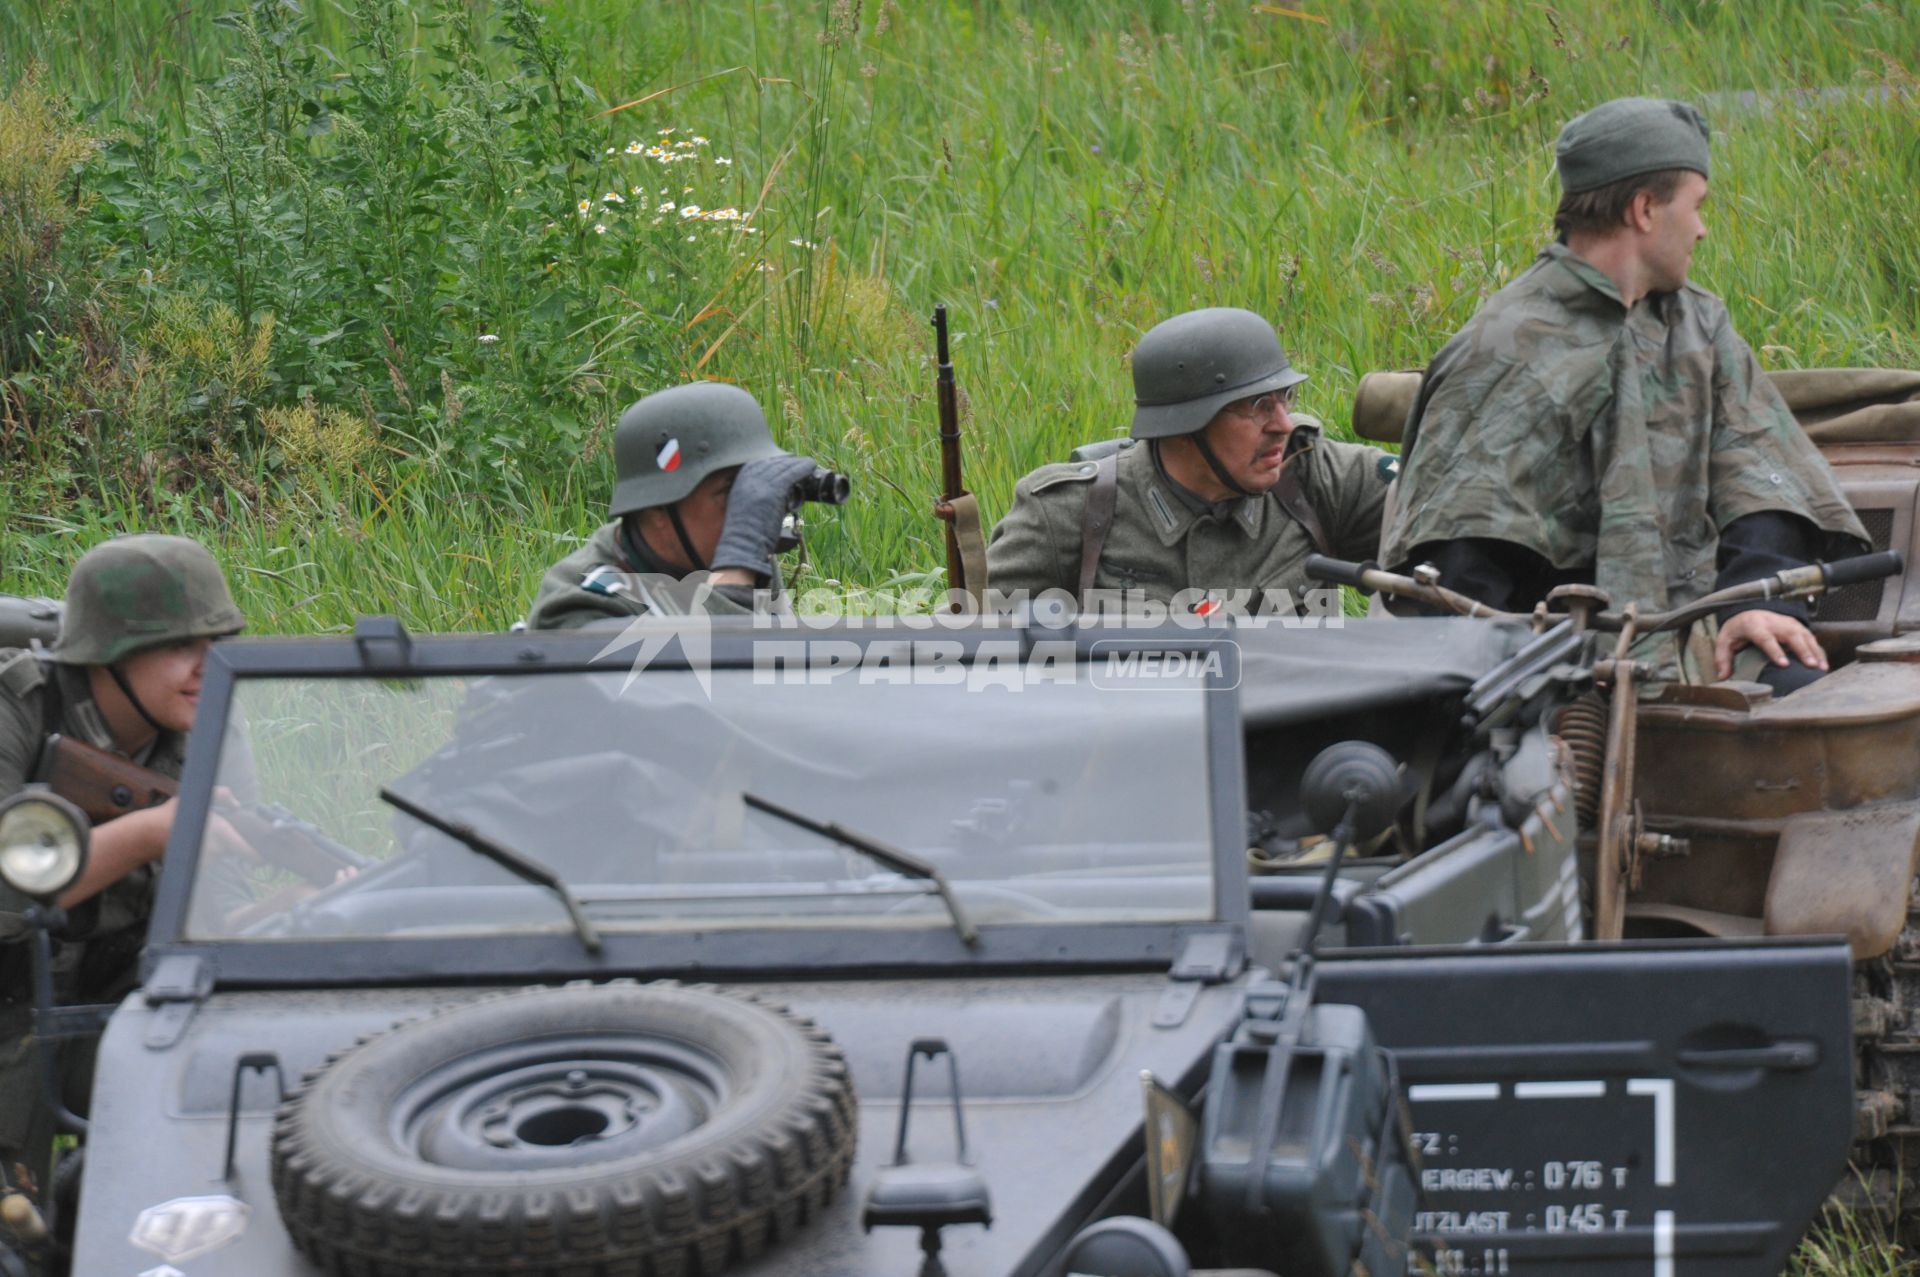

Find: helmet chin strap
[106,663,168,737]
[1187,431,1259,500]
[665,505,708,572]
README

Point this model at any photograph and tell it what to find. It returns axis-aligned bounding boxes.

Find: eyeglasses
[1221,385,1298,422]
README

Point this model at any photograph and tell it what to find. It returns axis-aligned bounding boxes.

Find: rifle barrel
[933,305,966,604]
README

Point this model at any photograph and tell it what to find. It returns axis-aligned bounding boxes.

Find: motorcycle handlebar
[1817,550,1904,591]
[1303,549,1906,634]
[1302,554,1378,593]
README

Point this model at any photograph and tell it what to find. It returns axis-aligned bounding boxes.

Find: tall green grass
[2,0,1917,629]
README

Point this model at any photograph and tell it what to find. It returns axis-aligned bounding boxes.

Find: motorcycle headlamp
[0,790,90,901]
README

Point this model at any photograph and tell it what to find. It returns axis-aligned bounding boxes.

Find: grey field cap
[1129,307,1308,440]
[609,382,788,517]
[1555,97,1711,195]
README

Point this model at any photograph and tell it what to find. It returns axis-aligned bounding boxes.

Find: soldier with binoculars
[526,382,849,627]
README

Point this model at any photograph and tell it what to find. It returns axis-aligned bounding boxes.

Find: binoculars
[792,468,851,507]
[776,468,851,554]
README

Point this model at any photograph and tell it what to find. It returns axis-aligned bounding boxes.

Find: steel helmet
[50,534,245,666]
[1129,308,1308,440]
[610,382,789,517]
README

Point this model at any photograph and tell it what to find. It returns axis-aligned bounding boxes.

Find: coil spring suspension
[1553,693,1609,830]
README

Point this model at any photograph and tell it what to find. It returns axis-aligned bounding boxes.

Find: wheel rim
[390,1032,733,1172]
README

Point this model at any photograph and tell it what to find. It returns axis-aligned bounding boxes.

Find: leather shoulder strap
[947,491,989,608]
[1076,451,1121,607]
[1273,428,1332,556]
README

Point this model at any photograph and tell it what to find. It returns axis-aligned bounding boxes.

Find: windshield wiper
[742,791,979,947]
[379,786,602,955]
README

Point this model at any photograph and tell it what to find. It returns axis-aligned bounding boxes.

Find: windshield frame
[143,618,1249,987]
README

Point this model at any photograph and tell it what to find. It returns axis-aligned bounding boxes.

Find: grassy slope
[3,1,1917,629]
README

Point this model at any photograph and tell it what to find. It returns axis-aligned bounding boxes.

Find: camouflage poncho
[1382,243,1866,610]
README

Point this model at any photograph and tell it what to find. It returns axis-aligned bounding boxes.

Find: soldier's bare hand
[204,811,254,862]
[1714,610,1828,680]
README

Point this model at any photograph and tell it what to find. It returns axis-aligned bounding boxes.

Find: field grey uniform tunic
[0,649,185,1187]
[987,431,1393,608]
[525,521,783,630]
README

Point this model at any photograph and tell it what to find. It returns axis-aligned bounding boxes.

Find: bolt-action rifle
[930,305,987,610]
[35,734,371,885]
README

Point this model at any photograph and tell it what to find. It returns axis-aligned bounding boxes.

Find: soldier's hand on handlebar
[1714,610,1828,680]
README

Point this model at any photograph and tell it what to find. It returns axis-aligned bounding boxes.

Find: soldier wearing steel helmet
[988,307,1394,611]
[0,534,244,1205]
[526,382,840,629]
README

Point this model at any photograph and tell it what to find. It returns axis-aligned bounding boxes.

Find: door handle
[1675,1041,1819,1071]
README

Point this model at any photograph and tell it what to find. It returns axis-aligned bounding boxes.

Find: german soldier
[1380,98,1866,690]
[0,534,244,1204]
[526,382,839,629]
[987,307,1393,613]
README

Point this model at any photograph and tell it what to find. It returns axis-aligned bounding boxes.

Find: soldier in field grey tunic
[526,383,831,630]
[0,536,244,1205]
[1381,97,1865,690]
[988,308,1394,614]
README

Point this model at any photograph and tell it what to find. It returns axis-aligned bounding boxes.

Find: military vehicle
[0,557,1885,1275]
[1351,365,1920,1236]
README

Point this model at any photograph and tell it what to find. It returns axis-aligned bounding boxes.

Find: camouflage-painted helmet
[610,382,788,517]
[50,534,245,666]
[1129,307,1308,440]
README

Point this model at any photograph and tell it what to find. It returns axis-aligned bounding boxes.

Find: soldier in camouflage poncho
[1381,97,1866,691]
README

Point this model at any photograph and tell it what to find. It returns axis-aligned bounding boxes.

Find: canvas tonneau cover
[1232,616,1527,729]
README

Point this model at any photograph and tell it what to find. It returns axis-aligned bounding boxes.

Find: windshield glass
[182,662,1219,942]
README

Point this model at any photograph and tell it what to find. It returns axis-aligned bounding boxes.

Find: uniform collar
[1541,241,1683,323]
[53,663,164,763]
[1131,443,1265,546]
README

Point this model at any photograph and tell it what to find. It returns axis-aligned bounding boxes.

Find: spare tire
[269,980,856,1276]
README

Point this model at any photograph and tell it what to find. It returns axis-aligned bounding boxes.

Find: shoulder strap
[0,648,58,739]
[947,491,990,608]
[1273,428,1333,556]
[1076,451,1121,607]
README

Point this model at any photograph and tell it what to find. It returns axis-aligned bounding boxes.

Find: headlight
[0,791,90,900]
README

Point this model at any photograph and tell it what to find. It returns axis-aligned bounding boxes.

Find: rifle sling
[947,491,990,608]
[1077,451,1121,608]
